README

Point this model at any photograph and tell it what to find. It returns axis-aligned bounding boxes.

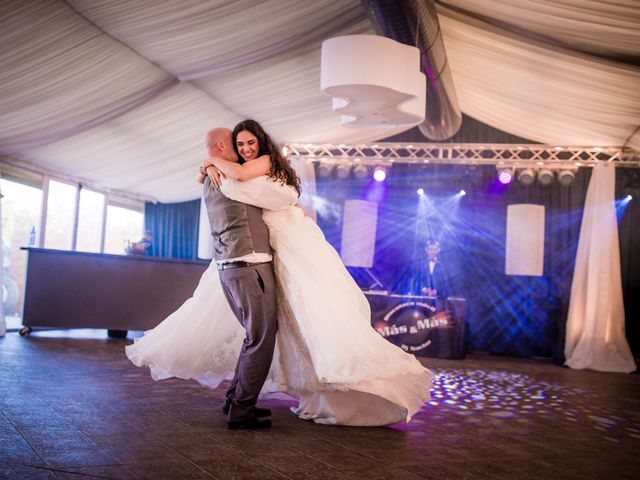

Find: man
[199,127,297,430]
[422,240,449,300]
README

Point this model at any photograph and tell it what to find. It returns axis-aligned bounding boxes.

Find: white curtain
[438,0,640,58]
[197,196,213,260]
[0,178,5,337]
[564,164,636,373]
[437,1,640,147]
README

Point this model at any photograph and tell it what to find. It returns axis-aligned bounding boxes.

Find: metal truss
[284,143,640,169]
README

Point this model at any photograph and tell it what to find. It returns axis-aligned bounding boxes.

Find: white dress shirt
[429,260,437,275]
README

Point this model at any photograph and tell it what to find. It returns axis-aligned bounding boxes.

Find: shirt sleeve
[219,176,298,211]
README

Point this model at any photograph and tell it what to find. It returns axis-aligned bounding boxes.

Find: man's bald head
[206,127,238,162]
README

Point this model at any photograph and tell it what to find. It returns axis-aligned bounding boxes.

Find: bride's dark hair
[232,119,301,196]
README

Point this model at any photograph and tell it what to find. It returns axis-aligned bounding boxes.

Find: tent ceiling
[436,0,640,151]
[0,0,638,202]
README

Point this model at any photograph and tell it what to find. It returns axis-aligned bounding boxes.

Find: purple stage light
[459,189,466,196]
[373,167,387,182]
[498,170,513,185]
[417,188,424,196]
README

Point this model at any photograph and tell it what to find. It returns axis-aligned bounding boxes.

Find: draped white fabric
[0,0,176,152]
[0,0,638,202]
[437,3,640,147]
[22,83,242,201]
[564,164,636,373]
[0,178,5,337]
[68,0,370,80]
[0,0,386,202]
[438,0,640,58]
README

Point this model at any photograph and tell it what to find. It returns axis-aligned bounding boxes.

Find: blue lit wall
[314,163,640,360]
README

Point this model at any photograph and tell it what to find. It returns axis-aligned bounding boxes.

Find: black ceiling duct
[361,0,462,140]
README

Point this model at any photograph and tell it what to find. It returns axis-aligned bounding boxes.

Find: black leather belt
[217,261,269,271]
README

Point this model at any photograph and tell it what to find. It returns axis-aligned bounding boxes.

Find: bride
[126,120,434,426]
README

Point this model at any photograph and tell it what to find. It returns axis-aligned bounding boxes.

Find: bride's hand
[206,166,225,188]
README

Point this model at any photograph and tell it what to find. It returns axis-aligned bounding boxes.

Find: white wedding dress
[126,194,433,426]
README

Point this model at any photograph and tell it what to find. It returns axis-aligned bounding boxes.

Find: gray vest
[203,178,271,261]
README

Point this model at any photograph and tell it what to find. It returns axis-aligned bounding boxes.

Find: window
[76,188,105,253]
[1,171,146,330]
[0,178,43,327]
[44,180,76,250]
[104,205,144,255]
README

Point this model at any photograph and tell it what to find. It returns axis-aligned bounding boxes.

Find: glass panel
[44,180,76,250]
[76,189,105,253]
[0,179,43,329]
[104,205,144,255]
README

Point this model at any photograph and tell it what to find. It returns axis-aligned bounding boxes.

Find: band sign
[374,301,452,353]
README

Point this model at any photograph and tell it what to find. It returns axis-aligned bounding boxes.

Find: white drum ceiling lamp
[321,35,426,128]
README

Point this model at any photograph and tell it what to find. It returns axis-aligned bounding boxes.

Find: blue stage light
[459,189,466,196]
[417,188,424,196]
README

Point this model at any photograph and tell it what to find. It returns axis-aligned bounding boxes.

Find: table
[21,248,209,335]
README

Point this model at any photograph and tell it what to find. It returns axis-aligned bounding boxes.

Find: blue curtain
[144,199,200,259]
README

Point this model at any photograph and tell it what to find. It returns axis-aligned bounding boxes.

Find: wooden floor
[1,329,638,480]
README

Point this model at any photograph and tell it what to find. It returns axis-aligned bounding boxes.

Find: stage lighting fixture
[459,189,466,196]
[497,168,513,185]
[517,168,535,186]
[373,166,387,182]
[353,163,369,179]
[417,188,424,196]
[335,163,351,180]
[558,169,576,186]
[537,168,554,186]
[317,162,334,179]
[626,194,633,201]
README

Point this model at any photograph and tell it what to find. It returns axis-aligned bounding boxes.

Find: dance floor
[1,329,638,479]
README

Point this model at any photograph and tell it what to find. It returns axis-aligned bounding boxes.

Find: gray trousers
[218,262,278,421]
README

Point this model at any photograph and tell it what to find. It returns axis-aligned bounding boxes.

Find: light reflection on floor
[405,368,640,442]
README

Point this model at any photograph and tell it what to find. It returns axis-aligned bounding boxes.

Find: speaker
[340,200,378,268]
[505,204,545,276]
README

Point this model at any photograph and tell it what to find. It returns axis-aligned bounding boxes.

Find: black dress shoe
[225,418,272,430]
[222,399,271,418]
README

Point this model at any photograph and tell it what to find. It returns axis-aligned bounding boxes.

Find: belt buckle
[218,261,247,271]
